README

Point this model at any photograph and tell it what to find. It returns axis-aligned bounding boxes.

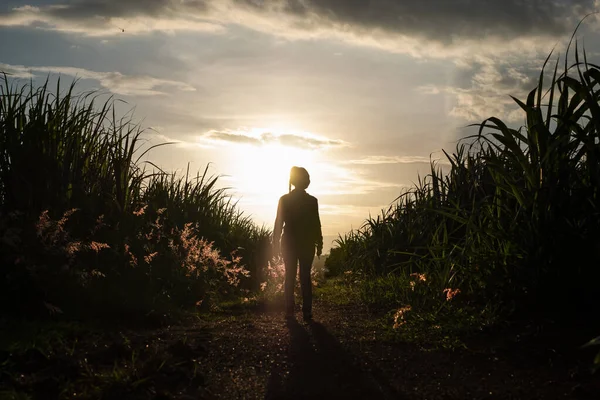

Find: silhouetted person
[273,166,323,321]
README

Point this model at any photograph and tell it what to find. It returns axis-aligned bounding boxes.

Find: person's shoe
[302,313,313,323]
[285,311,295,320]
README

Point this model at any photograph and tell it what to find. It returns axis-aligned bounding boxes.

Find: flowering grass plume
[443,288,461,301]
[393,305,412,329]
[410,273,427,282]
[261,259,286,296]
[172,222,250,290]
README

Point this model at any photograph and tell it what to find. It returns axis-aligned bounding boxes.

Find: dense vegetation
[2,33,600,399]
[0,75,272,324]
[326,41,600,354]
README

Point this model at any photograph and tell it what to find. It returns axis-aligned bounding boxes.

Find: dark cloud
[279,0,591,42]
[1,0,594,44]
[41,0,207,20]
[205,130,262,145]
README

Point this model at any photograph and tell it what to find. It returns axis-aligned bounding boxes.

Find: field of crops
[0,75,272,323]
[326,41,600,356]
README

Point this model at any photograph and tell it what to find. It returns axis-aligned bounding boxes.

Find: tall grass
[0,76,147,217]
[327,39,600,325]
[0,75,271,321]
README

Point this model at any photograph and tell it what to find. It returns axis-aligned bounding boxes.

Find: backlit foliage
[0,75,271,320]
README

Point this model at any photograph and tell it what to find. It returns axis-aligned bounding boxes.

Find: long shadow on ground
[265,318,401,400]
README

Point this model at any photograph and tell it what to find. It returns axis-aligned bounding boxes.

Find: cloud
[0,62,195,96]
[0,62,35,79]
[0,1,595,56]
[2,2,592,128]
[312,163,407,197]
[348,155,435,165]
[0,3,223,36]
[146,132,213,149]
[318,204,391,217]
[416,85,441,95]
[204,129,347,149]
[206,130,264,145]
[277,134,346,150]
[142,127,348,152]
[226,0,593,56]
[417,55,544,122]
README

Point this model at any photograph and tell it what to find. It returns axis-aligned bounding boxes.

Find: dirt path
[201,302,398,399]
[197,297,599,400]
[2,294,599,399]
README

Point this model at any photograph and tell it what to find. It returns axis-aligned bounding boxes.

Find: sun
[228,142,320,208]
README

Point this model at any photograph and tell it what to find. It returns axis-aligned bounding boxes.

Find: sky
[1,0,600,250]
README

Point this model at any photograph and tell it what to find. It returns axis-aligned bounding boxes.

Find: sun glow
[228,142,321,209]
[206,127,347,227]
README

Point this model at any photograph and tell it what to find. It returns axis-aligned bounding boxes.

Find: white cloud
[146,132,214,149]
[315,168,407,196]
[319,203,390,217]
[0,62,195,96]
[0,63,35,78]
[416,85,441,95]
[347,155,437,165]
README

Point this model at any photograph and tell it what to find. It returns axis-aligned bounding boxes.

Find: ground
[199,298,600,400]
[1,285,599,399]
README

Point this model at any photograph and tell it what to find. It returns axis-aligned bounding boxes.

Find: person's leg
[283,246,298,317]
[298,248,315,320]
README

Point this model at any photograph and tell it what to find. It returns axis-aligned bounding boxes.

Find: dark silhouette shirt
[274,189,323,250]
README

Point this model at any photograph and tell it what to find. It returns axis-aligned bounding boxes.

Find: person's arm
[314,198,323,257]
[273,197,284,256]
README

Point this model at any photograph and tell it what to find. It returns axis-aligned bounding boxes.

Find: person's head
[289,166,310,191]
